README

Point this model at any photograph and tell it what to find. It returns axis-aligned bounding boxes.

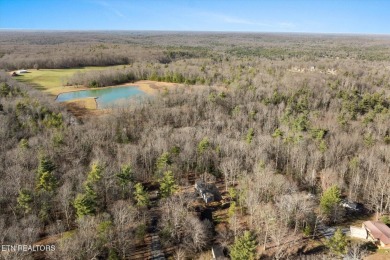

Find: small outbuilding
[350,226,369,240]
[363,221,390,248]
[17,69,28,74]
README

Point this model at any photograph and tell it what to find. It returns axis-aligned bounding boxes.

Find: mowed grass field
[15,66,119,95]
[14,66,181,115]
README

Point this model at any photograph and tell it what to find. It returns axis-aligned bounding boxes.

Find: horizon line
[0,28,390,36]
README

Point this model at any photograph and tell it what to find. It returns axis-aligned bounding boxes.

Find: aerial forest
[0,31,389,259]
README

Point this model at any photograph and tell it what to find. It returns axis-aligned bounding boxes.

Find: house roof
[363,221,390,245]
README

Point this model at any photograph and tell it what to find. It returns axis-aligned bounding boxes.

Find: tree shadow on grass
[16,76,47,91]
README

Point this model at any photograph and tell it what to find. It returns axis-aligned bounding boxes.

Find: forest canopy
[0,31,389,259]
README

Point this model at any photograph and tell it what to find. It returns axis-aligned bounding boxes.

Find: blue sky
[0,0,389,34]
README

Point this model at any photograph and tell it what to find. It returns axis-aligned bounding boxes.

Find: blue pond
[56,86,146,108]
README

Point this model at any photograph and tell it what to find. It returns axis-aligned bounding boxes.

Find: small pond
[56,86,146,108]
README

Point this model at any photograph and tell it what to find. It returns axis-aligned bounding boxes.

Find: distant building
[17,69,28,74]
[363,221,390,248]
[340,199,363,212]
[195,180,220,204]
[350,226,369,240]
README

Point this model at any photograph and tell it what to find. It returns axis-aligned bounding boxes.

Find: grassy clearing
[14,67,117,116]
[15,66,120,95]
[15,67,185,97]
[14,67,185,117]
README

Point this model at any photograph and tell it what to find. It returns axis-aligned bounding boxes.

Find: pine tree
[39,201,50,222]
[197,137,210,154]
[228,201,237,218]
[156,152,171,173]
[19,138,29,149]
[319,140,328,153]
[37,171,57,192]
[326,228,347,256]
[116,164,133,198]
[155,152,172,180]
[17,189,33,213]
[36,156,56,192]
[134,183,149,207]
[245,128,254,144]
[159,170,178,198]
[73,164,104,218]
[320,185,341,216]
[116,164,133,187]
[228,187,238,200]
[74,184,98,218]
[87,163,103,183]
[37,156,55,175]
[230,231,257,260]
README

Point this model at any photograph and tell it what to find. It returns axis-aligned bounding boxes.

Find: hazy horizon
[1,0,389,34]
[1,29,390,37]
